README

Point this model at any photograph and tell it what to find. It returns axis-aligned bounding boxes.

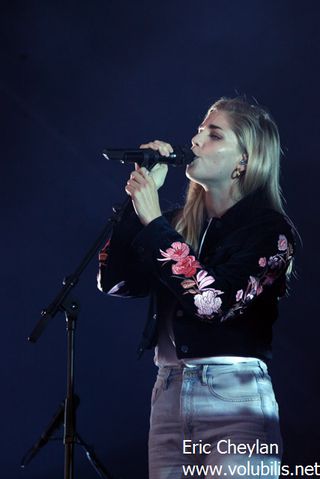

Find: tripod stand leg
[76,433,117,479]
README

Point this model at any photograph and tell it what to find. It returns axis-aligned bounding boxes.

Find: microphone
[102,145,195,167]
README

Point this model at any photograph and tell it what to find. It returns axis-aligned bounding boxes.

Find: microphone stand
[22,203,126,478]
[23,157,159,479]
[22,158,159,478]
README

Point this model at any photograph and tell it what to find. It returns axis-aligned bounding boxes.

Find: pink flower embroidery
[99,251,108,262]
[258,257,267,267]
[222,233,292,321]
[157,232,292,323]
[99,239,111,266]
[158,242,190,262]
[197,270,215,290]
[181,279,196,289]
[246,276,263,299]
[157,240,223,320]
[278,234,288,251]
[172,255,200,277]
[194,290,222,316]
[236,289,243,301]
[268,255,283,270]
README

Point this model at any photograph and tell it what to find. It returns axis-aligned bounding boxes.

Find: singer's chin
[186,160,197,180]
[187,157,197,167]
[186,157,197,171]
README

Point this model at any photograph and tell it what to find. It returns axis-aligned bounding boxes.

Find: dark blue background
[1,1,319,477]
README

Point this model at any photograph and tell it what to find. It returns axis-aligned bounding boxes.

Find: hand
[139,140,172,189]
[125,165,162,226]
[124,140,172,225]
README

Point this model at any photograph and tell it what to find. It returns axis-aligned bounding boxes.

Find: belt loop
[201,365,209,385]
[257,360,266,378]
[163,367,171,389]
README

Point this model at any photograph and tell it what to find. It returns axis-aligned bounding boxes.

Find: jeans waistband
[183,356,267,366]
[156,359,268,388]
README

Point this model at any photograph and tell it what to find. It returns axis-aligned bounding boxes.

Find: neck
[204,184,242,218]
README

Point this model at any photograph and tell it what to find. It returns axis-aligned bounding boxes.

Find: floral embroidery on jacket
[158,235,293,323]
[99,239,110,267]
[158,242,223,319]
[221,234,293,321]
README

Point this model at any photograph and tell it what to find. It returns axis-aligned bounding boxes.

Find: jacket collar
[206,188,275,237]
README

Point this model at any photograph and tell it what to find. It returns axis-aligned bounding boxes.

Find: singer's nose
[191,134,200,148]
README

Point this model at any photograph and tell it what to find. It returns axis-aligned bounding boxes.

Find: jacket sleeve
[97,202,152,298]
[130,215,295,322]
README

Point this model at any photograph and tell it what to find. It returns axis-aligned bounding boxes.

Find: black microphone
[102,145,195,167]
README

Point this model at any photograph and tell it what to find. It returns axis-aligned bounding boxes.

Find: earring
[239,154,248,166]
[231,154,248,179]
[231,168,241,179]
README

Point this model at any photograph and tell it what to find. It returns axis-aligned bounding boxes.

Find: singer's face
[187,109,242,188]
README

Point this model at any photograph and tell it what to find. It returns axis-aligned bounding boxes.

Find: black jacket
[98,188,295,361]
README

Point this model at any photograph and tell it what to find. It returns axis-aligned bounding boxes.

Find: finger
[125,184,133,196]
[139,142,158,150]
[152,142,171,157]
[126,178,143,194]
[134,162,141,171]
[154,140,174,154]
[129,169,154,191]
[139,141,173,156]
[130,170,147,184]
[139,167,150,179]
[130,168,150,183]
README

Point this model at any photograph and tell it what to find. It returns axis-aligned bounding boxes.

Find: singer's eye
[209,134,221,140]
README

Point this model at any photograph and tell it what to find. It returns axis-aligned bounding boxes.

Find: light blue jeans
[149,360,282,479]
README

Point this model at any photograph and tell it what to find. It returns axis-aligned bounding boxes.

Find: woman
[98,97,295,479]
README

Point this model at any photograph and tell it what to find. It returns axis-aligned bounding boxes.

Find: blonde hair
[174,96,287,251]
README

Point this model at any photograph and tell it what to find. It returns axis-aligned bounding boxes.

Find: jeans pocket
[207,369,261,402]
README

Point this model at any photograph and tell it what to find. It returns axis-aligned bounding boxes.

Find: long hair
[174,96,288,252]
